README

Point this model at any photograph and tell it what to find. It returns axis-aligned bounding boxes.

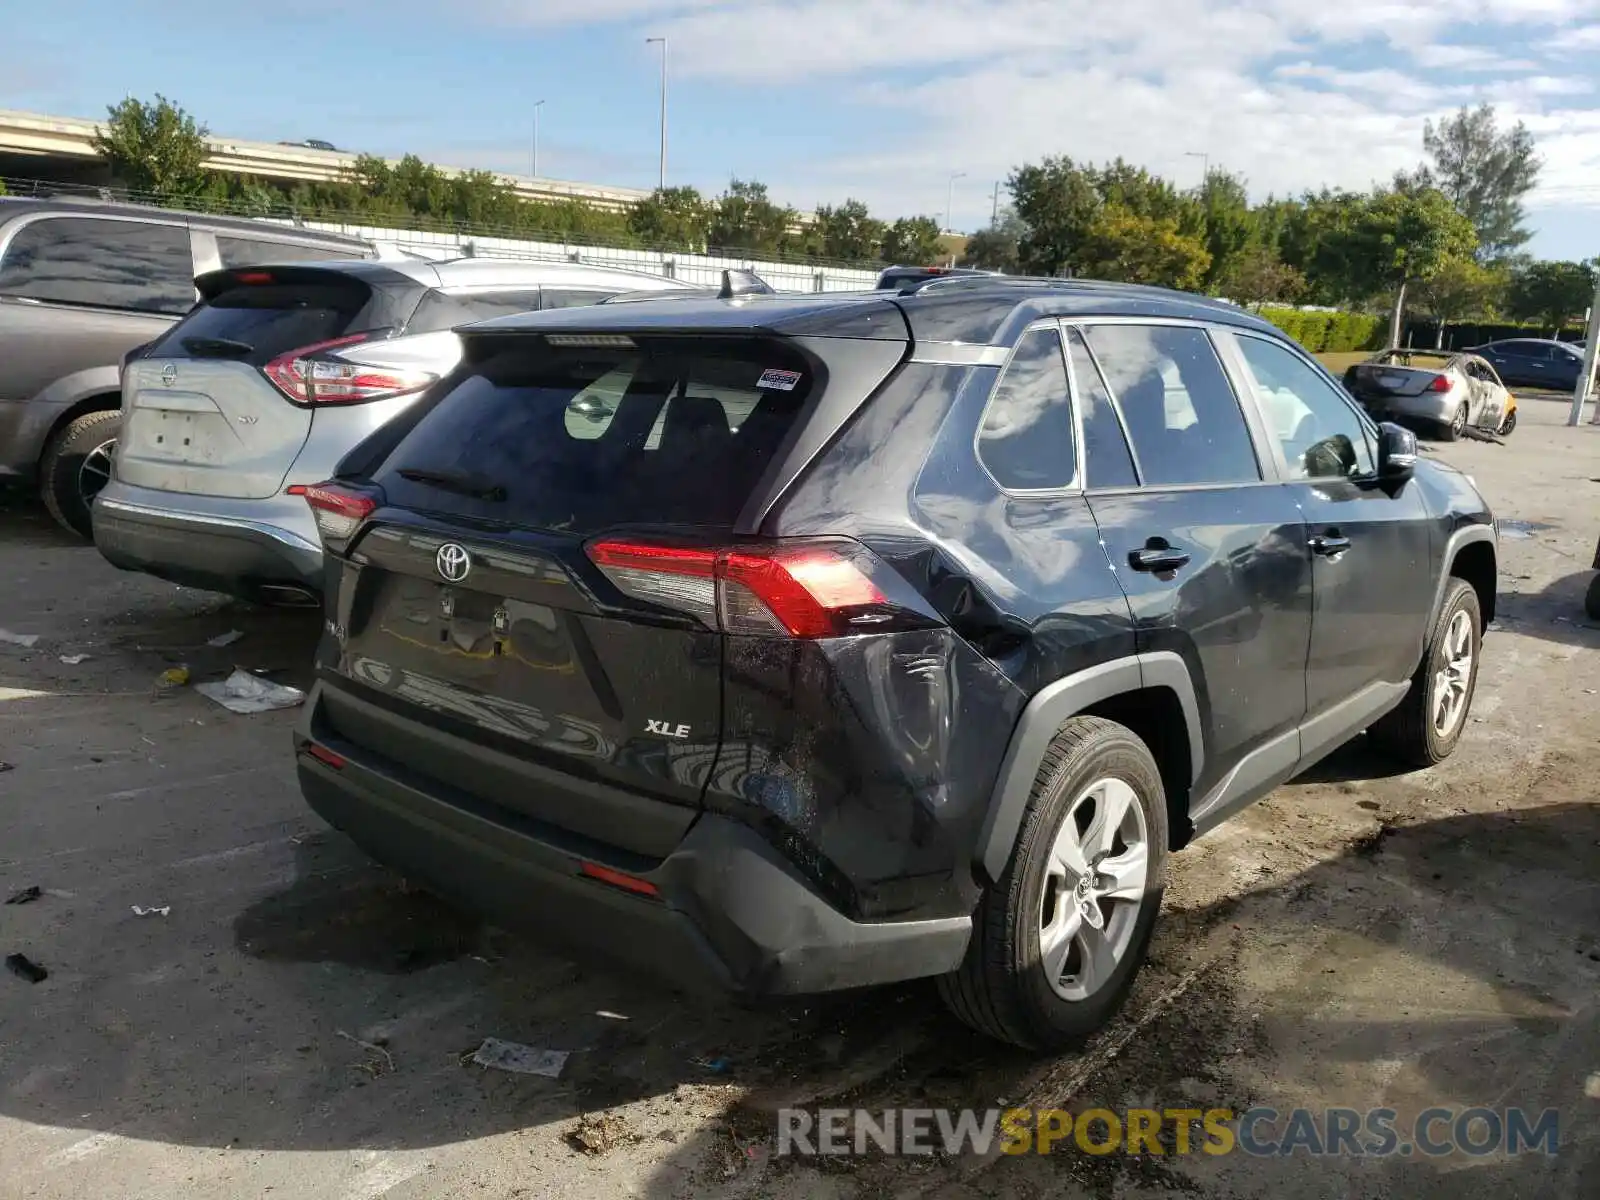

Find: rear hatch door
[325,333,824,854]
[119,266,420,498]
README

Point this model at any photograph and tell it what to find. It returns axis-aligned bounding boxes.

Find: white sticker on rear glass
[757,368,802,391]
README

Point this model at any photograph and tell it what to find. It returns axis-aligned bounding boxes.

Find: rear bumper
[1356,393,1455,425]
[93,481,324,599]
[294,682,972,996]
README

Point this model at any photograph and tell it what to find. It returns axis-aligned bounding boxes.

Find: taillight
[586,539,898,639]
[263,333,437,407]
[1428,375,1452,393]
[290,482,378,544]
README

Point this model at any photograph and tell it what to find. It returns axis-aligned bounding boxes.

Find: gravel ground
[1,393,1596,1200]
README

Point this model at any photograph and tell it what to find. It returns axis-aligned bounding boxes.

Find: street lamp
[532,99,545,178]
[1185,150,1210,187]
[945,171,967,235]
[646,37,668,190]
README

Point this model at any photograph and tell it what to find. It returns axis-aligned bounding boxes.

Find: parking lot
[1,393,1596,1200]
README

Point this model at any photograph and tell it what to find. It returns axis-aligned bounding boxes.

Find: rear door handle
[1128,545,1191,573]
[1310,534,1352,557]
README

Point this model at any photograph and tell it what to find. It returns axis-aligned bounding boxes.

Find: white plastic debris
[59,654,91,665]
[0,629,40,648]
[206,630,244,648]
[195,669,305,714]
[469,1038,568,1077]
[131,905,170,917]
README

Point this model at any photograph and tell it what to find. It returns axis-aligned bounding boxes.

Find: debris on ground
[567,1112,635,1156]
[5,953,48,983]
[5,886,42,906]
[196,669,305,714]
[58,654,91,665]
[158,666,191,688]
[0,629,40,648]
[694,1056,732,1074]
[206,630,244,648]
[130,905,171,917]
[336,1029,395,1076]
[0,761,12,773]
[469,1037,569,1078]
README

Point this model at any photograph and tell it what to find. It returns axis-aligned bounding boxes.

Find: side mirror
[1377,422,1417,483]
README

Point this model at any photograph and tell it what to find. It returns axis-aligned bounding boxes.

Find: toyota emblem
[160,363,178,387]
[436,542,472,583]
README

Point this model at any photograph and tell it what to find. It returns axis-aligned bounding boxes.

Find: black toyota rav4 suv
[293,277,1496,1051]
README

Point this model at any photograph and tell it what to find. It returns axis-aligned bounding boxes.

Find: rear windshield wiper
[181,336,255,358]
[396,466,507,502]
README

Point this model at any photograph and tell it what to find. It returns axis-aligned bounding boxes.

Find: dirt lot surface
[2,395,1597,1199]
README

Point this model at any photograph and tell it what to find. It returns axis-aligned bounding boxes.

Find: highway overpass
[0,107,651,211]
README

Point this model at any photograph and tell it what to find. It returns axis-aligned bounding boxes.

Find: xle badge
[646,720,691,739]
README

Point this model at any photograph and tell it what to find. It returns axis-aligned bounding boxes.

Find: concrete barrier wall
[274,217,882,293]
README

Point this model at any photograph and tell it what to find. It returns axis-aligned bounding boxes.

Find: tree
[1010,156,1102,275]
[708,179,796,255]
[1412,104,1541,260]
[1196,170,1257,290]
[811,199,885,261]
[1508,260,1597,334]
[879,215,943,265]
[1077,205,1211,290]
[1315,188,1478,346]
[629,186,711,252]
[1412,256,1506,346]
[92,95,210,197]
[1218,244,1306,309]
[960,208,1026,272]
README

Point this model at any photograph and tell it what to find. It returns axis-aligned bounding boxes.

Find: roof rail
[899,273,1073,296]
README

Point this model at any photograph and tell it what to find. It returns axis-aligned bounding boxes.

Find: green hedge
[1258,307,1386,354]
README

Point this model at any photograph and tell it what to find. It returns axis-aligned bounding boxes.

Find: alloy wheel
[79,438,117,506]
[1432,608,1475,738]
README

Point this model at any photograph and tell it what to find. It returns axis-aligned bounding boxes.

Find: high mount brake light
[586,540,891,639]
[291,482,377,543]
[262,333,436,406]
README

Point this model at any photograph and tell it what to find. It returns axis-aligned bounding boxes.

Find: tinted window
[1085,325,1260,486]
[0,217,193,313]
[1236,335,1374,480]
[377,336,811,532]
[977,326,1076,490]
[408,289,545,333]
[541,288,621,310]
[146,278,373,366]
[1065,328,1137,489]
[216,236,362,267]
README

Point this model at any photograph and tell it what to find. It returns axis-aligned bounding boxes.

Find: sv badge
[645,719,691,739]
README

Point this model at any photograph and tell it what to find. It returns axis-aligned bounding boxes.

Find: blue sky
[4,0,1599,260]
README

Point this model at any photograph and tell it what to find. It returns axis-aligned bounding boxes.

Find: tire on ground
[938,716,1169,1051]
[1369,577,1482,768]
[39,409,121,539]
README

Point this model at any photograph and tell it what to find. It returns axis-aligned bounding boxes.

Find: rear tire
[1369,578,1481,768]
[40,409,121,539]
[938,717,1168,1050]
[1585,573,1600,622]
[1440,402,1468,442]
[1498,409,1517,436]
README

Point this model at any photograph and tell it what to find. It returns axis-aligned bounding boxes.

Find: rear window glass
[376,336,813,532]
[216,236,363,267]
[147,279,373,366]
[408,289,545,333]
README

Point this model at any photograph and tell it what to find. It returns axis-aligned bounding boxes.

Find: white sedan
[1342,349,1516,440]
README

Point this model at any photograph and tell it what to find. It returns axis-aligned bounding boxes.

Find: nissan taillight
[586,539,920,639]
[263,333,437,407]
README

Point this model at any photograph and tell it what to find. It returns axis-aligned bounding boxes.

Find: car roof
[463,277,1284,347]
[0,196,370,247]
[426,258,692,291]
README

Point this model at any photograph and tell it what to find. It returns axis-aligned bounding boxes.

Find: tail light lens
[263,333,437,407]
[290,482,378,545]
[1428,374,1452,393]
[586,538,903,639]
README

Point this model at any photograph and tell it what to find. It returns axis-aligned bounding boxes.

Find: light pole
[532,99,545,178]
[646,37,668,190]
[945,171,967,234]
[991,180,1001,225]
[1185,150,1210,188]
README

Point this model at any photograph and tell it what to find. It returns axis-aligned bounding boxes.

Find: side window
[976,326,1077,490]
[1235,335,1375,481]
[216,236,358,267]
[1084,325,1260,486]
[0,217,193,313]
[541,288,620,310]
[1065,328,1137,488]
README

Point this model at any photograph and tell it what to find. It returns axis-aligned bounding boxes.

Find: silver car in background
[93,257,689,602]
[1341,348,1514,441]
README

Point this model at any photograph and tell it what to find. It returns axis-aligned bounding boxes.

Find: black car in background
[293,274,1497,1051]
[1469,338,1587,392]
[0,198,373,536]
